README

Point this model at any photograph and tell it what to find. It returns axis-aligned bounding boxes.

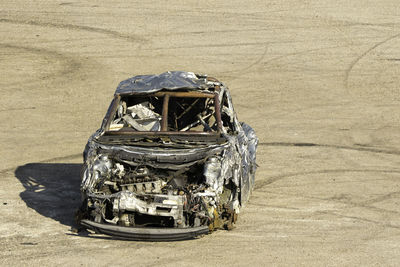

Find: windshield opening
[106,91,222,133]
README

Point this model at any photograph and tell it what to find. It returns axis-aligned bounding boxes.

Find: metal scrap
[77,71,258,240]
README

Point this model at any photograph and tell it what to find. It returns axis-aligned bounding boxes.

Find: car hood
[89,138,229,169]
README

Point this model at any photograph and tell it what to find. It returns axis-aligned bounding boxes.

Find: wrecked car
[76,71,258,240]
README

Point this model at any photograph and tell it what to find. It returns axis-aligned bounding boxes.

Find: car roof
[115,71,212,95]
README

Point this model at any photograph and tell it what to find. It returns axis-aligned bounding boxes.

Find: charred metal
[76,71,258,240]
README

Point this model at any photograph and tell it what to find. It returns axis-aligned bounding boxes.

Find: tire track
[255,168,400,190]
[259,177,400,214]
[222,44,351,79]
[0,43,82,86]
[0,107,36,112]
[0,18,147,44]
[224,44,268,74]
[259,181,400,230]
[142,41,272,51]
[255,168,400,222]
[258,142,400,156]
[344,32,400,89]
[361,191,400,206]
[253,143,400,230]
[316,211,400,230]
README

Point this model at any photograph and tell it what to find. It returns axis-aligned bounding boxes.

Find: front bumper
[80,219,209,241]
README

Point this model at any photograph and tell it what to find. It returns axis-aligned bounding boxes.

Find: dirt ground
[1,0,400,266]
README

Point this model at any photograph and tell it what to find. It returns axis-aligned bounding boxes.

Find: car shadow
[14,163,82,228]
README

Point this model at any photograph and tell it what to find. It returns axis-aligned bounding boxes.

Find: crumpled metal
[115,71,208,95]
[78,72,259,238]
[122,104,161,131]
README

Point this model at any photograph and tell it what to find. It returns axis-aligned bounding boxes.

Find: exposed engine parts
[81,154,239,230]
[77,71,258,240]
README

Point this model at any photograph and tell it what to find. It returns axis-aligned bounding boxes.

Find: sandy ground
[1,0,400,266]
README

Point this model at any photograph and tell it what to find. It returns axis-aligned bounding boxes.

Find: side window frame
[220,90,239,134]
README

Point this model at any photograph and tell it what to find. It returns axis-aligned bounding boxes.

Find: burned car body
[77,71,258,240]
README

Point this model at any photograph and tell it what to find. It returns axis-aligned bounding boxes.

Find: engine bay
[78,153,239,231]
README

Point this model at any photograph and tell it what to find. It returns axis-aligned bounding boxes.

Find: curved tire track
[0,18,147,44]
[258,170,400,230]
[222,44,352,79]
[254,142,400,230]
[0,43,83,86]
[344,32,400,89]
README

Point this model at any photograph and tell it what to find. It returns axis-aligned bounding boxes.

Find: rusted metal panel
[214,94,223,132]
[161,94,170,131]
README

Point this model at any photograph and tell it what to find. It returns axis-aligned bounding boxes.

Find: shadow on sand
[14,163,82,227]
